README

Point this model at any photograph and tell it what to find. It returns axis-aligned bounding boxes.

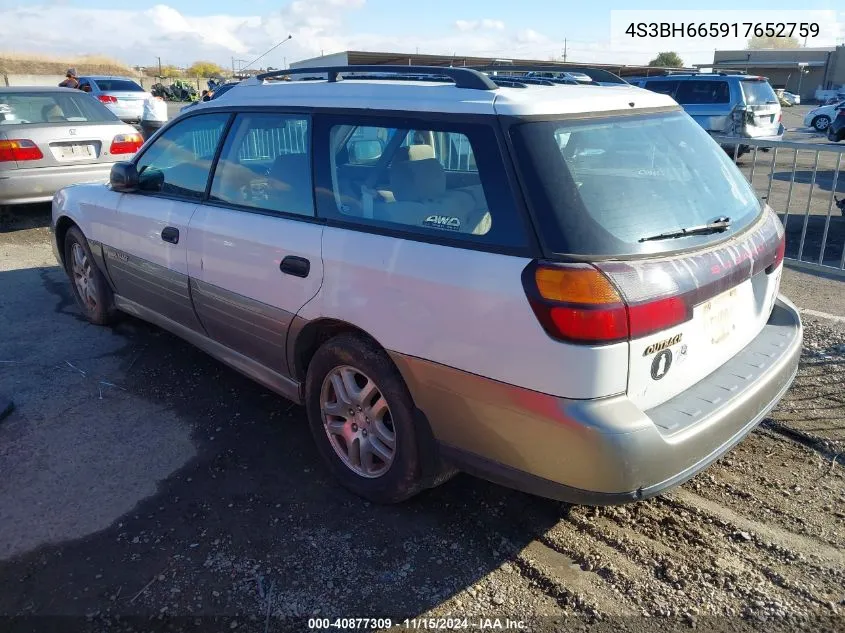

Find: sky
[0,0,843,71]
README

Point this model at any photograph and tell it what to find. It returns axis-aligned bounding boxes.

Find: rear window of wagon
[509,110,763,257]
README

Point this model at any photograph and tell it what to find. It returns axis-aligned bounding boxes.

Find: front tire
[64,227,117,325]
[305,333,423,504]
[812,115,831,132]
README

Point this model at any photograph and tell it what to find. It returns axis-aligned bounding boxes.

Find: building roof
[205,75,674,117]
[698,61,828,69]
[290,50,699,78]
[715,47,836,54]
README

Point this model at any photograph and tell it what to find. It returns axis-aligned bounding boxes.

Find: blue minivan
[630,73,784,155]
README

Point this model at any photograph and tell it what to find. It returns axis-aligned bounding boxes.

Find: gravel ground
[0,206,844,633]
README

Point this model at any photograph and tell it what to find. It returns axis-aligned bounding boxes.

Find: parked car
[634,74,784,156]
[828,108,845,142]
[782,91,800,105]
[525,71,598,85]
[180,81,239,113]
[0,87,142,206]
[77,76,152,123]
[50,66,800,505]
[804,100,845,132]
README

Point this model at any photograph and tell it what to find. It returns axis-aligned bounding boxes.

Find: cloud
[9,4,810,69]
[455,19,505,32]
[515,28,546,44]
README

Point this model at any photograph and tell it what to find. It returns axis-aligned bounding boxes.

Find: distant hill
[0,53,135,77]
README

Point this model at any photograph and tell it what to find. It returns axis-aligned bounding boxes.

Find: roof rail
[255,65,498,90]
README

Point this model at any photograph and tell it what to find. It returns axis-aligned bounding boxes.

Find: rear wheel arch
[290,318,389,385]
[295,321,452,498]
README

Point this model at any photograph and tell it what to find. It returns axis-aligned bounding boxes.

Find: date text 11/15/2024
[308,618,527,630]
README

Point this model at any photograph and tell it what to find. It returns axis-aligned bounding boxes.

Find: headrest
[394,144,435,162]
[390,158,446,202]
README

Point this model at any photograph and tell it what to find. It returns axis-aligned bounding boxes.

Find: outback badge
[643,333,683,357]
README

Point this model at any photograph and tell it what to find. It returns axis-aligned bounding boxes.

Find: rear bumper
[105,102,144,122]
[0,163,113,205]
[718,126,785,152]
[392,296,802,505]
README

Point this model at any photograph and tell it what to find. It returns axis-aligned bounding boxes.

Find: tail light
[522,262,692,345]
[767,232,785,273]
[0,139,43,162]
[109,133,143,155]
[97,95,118,104]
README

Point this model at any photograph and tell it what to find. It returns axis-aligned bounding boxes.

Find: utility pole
[563,39,567,63]
[157,56,162,77]
[232,57,235,76]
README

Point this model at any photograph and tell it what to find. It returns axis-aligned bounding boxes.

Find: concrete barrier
[3,74,67,87]
[2,74,214,92]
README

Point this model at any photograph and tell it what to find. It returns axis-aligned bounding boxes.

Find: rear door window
[209,113,313,216]
[674,80,731,104]
[644,80,679,97]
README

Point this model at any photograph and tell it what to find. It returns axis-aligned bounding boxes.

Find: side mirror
[110,161,139,192]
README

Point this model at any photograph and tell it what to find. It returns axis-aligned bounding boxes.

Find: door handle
[161,226,179,244]
[280,256,310,278]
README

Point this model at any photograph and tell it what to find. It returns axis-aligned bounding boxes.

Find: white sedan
[804,100,845,132]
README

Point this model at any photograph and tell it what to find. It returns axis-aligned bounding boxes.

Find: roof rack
[469,64,627,84]
[255,65,498,91]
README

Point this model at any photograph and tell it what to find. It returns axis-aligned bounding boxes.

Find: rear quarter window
[313,116,530,252]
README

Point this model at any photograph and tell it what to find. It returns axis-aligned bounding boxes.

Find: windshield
[0,91,118,125]
[93,79,144,92]
[509,110,762,257]
[741,79,778,105]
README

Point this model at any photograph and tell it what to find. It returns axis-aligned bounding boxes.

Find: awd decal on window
[423,215,461,231]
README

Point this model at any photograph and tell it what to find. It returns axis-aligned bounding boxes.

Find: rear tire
[304,333,424,504]
[812,115,831,132]
[64,227,117,326]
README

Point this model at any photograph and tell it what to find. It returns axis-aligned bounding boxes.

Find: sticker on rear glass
[651,349,672,381]
[423,215,461,231]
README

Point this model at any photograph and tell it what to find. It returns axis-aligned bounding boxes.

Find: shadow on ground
[0,203,51,233]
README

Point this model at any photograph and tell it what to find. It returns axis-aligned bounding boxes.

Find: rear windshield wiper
[638,217,731,242]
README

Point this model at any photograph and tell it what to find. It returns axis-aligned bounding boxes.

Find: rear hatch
[510,108,785,409]
[0,90,139,168]
[739,78,782,138]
